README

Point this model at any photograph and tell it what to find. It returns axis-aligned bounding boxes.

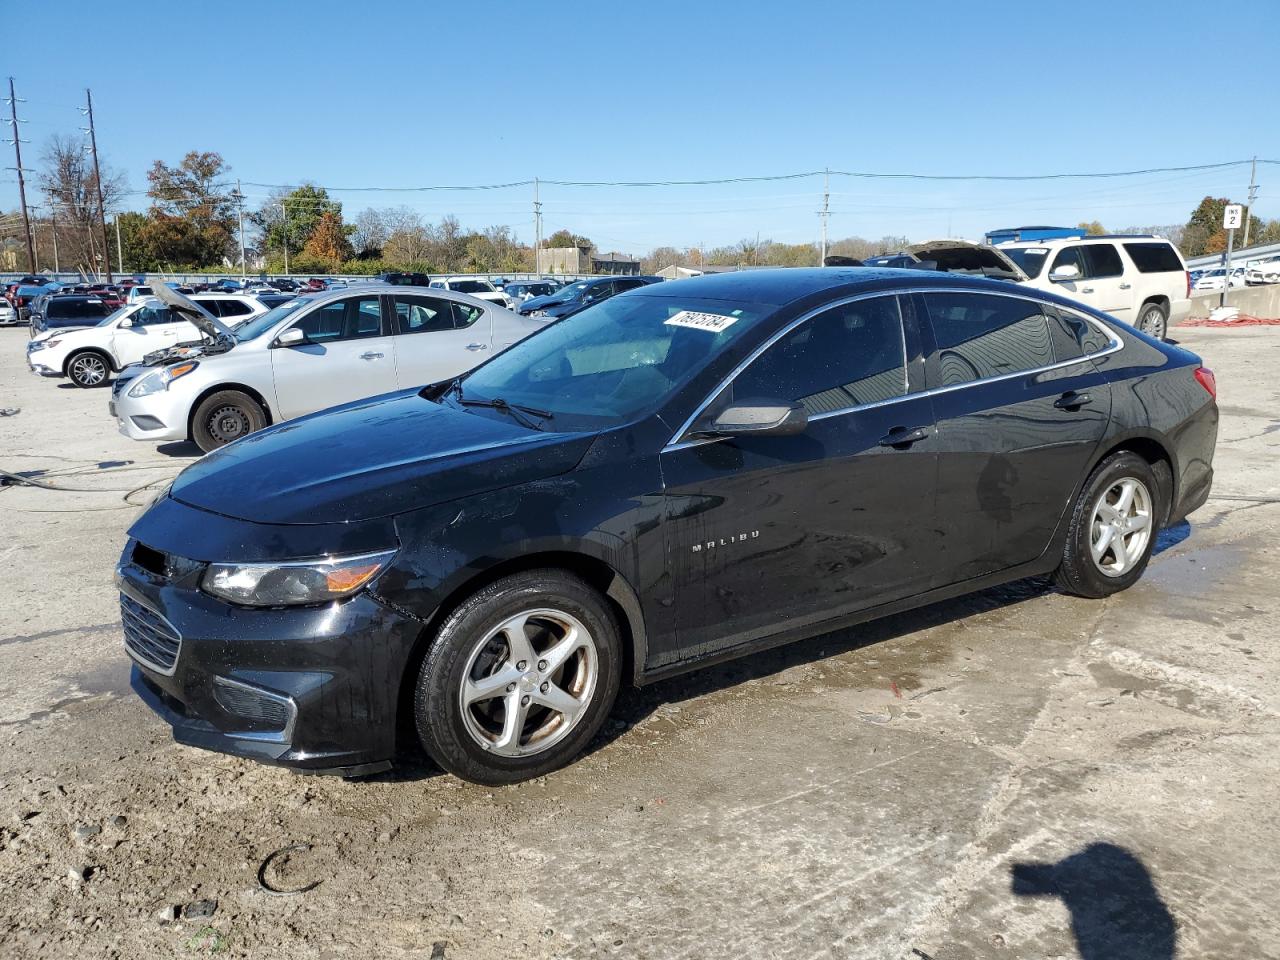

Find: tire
[1053,451,1160,599]
[413,569,623,785]
[1136,301,1168,341]
[66,351,112,388]
[191,390,267,453]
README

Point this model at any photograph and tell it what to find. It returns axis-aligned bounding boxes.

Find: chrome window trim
[662,285,1123,453]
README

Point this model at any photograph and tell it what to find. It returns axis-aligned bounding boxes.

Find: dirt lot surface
[1,325,1278,959]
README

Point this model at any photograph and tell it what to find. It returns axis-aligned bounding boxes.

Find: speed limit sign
[1224,204,1243,229]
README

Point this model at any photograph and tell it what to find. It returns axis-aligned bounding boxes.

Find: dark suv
[30,295,118,335]
[518,275,661,320]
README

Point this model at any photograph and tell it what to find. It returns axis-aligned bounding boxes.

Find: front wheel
[1054,452,1160,598]
[1136,302,1168,341]
[191,390,267,453]
[413,570,622,785]
[66,351,111,388]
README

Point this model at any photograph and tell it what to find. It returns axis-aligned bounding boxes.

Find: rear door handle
[466,343,489,351]
[1054,391,1092,410]
[878,425,930,448]
[359,351,384,360]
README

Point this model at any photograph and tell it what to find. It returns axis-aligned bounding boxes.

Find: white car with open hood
[905,235,1191,340]
[109,283,544,453]
[25,294,271,387]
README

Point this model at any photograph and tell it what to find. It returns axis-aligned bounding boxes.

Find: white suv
[429,277,516,310]
[910,236,1191,340]
[25,294,271,387]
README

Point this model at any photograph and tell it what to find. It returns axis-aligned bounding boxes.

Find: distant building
[590,251,640,276]
[536,245,591,275]
[655,264,771,280]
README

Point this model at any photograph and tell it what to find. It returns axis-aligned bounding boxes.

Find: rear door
[389,293,493,389]
[661,294,939,661]
[270,294,397,419]
[918,290,1112,587]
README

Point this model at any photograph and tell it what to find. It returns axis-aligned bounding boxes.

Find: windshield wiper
[451,382,553,430]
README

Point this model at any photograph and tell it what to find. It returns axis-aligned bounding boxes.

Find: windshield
[999,246,1049,279]
[234,296,315,342]
[541,281,592,303]
[450,293,772,430]
[449,280,494,294]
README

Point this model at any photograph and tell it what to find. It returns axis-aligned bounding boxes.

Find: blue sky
[4,0,1278,254]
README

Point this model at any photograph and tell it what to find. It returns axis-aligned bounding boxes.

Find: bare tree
[38,134,127,272]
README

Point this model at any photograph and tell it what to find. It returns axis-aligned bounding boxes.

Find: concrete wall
[1188,284,1280,320]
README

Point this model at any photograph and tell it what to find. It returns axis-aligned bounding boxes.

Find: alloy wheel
[458,608,598,758]
[1089,477,1153,577]
[1139,306,1167,339]
[70,354,107,386]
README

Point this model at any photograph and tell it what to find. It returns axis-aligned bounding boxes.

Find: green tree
[545,229,591,250]
[1077,220,1107,236]
[252,184,346,263]
[1180,196,1263,258]
[141,151,236,267]
[114,211,157,273]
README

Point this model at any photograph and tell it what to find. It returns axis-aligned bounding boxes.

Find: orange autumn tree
[301,211,354,266]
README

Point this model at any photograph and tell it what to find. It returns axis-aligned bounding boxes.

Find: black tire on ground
[66,350,112,388]
[191,390,267,453]
[1137,301,1169,341]
[1053,451,1161,599]
[413,569,623,785]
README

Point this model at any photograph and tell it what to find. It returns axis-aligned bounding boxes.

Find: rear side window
[731,295,906,414]
[393,295,456,334]
[923,292,1056,386]
[1050,306,1113,357]
[1083,244,1124,279]
[1123,242,1183,273]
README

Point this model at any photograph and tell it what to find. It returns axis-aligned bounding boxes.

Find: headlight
[29,338,58,352]
[127,361,199,398]
[201,549,396,606]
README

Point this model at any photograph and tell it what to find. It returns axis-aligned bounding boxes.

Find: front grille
[120,594,181,675]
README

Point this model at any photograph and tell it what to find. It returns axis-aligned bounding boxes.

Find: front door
[112,304,200,366]
[388,293,493,389]
[660,294,939,663]
[270,294,397,420]
[1047,243,1132,320]
[917,290,1112,587]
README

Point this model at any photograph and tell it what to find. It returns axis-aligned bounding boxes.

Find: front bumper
[118,536,423,774]
[111,378,191,443]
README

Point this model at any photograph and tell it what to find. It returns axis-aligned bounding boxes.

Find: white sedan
[1191,268,1245,292]
[111,284,545,452]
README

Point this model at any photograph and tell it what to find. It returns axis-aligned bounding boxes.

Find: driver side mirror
[118,316,133,328]
[1049,263,1081,282]
[695,399,808,439]
[274,327,308,348]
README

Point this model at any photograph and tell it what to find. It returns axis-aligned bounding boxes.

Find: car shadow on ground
[1010,842,1176,960]
[375,522,1194,784]
[155,440,203,458]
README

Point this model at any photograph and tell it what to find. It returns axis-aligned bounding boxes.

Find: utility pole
[1243,156,1259,249]
[83,88,113,282]
[533,177,542,274]
[48,204,60,272]
[818,167,830,265]
[234,179,246,275]
[6,77,35,272]
[279,201,290,275]
[114,215,124,274]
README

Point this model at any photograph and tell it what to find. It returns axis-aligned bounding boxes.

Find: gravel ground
[1,325,1278,959]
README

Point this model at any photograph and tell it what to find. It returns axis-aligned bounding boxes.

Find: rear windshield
[1123,242,1183,273]
[1000,246,1050,279]
[449,280,494,294]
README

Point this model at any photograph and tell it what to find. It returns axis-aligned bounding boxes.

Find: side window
[295,296,384,342]
[1084,243,1123,279]
[922,292,1055,386]
[451,301,484,329]
[1123,242,1183,273]
[218,299,253,318]
[393,295,456,334]
[731,295,906,414]
[614,278,643,292]
[1050,247,1087,280]
[133,305,174,326]
[1050,305,1112,357]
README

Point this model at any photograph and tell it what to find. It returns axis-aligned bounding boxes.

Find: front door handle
[359,351,384,360]
[466,343,489,351]
[1118,282,1132,289]
[1054,391,1092,410]
[878,425,930,449]
[1080,286,1094,294]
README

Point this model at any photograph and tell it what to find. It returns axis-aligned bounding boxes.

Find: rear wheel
[66,351,111,388]
[1054,452,1160,598]
[413,570,622,785]
[1136,301,1168,341]
[191,390,267,453]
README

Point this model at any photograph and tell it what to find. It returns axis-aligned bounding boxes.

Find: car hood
[906,239,1028,280]
[149,282,237,341]
[169,390,597,525]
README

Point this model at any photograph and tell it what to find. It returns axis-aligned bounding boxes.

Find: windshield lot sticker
[665,311,740,333]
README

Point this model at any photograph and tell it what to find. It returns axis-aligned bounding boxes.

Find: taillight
[1185,270,1191,299]
[1194,366,1216,399]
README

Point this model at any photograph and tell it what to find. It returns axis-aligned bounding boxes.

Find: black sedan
[117,268,1217,784]
[518,275,660,320]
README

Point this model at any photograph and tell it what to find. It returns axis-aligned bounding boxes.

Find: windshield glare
[235,296,314,342]
[453,293,770,430]
[999,246,1049,279]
